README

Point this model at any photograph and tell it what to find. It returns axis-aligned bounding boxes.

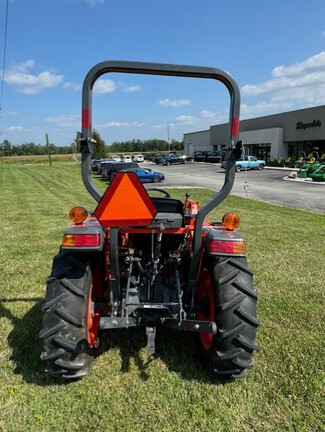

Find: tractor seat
[148,197,184,229]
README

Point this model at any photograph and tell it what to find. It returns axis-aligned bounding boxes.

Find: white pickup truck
[221,156,266,172]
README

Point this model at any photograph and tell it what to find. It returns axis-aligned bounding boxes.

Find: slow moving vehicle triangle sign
[94,172,157,227]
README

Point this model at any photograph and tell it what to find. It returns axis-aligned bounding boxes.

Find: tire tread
[198,256,259,380]
[39,251,97,380]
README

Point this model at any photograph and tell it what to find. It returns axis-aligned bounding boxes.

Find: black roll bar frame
[77,60,241,281]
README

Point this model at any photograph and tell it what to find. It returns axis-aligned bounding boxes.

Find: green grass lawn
[0,162,324,432]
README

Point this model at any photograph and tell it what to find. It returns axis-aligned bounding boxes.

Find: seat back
[149,197,184,229]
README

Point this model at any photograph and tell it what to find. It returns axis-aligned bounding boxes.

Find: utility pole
[45,133,52,166]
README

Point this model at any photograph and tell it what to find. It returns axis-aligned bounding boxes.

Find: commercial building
[183,105,325,161]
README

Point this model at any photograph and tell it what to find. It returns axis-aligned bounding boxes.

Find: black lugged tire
[39,251,97,380]
[201,256,259,379]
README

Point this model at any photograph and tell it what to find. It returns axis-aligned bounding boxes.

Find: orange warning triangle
[94,172,157,227]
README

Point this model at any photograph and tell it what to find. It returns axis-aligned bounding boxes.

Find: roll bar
[77,60,241,278]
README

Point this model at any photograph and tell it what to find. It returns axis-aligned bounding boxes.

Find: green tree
[92,129,107,158]
[0,139,13,156]
[19,142,44,155]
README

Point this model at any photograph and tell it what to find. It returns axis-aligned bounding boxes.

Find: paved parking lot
[143,162,325,213]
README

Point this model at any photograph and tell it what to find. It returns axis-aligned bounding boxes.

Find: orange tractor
[39,61,259,380]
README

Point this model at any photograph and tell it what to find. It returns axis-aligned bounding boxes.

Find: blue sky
[1,0,325,146]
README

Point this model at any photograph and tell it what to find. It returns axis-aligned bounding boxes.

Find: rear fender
[203,226,246,257]
[61,218,106,252]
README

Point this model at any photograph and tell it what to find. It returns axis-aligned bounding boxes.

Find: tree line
[0,140,75,157]
[0,130,183,159]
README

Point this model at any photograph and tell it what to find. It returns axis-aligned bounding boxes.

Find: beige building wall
[183,105,325,159]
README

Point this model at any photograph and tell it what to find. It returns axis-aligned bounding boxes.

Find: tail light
[209,239,246,255]
[62,233,101,247]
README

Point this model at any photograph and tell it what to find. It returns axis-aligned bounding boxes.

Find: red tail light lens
[62,234,101,247]
[209,240,246,254]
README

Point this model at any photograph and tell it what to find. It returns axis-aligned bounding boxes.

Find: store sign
[296,119,321,130]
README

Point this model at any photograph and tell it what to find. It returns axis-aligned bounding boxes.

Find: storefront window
[244,144,270,161]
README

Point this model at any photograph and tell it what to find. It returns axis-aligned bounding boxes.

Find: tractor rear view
[39,61,259,380]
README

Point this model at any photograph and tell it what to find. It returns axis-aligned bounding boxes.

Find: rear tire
[258,163,265,170]
[39,251,102,380]
[197,256,259,379]
[235,165,241,172]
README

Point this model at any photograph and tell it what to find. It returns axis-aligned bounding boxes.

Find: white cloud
[122,85,141,92]
[198,109,228,125]
[158,98,190,108]
[200,110,214,118]
[4,60,64,95]
[175,115,194,125]
[242,51,325,109]
[240,102,294,119]
[46,114,80,127]
[8,126,23,131]
[93,78,117,94]
[97,121,144,128]
[1,111,21,118]
[152,122,176,130]
[63,81,81,91]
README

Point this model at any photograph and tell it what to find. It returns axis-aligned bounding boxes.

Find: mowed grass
[0,153,81,164]
[0,162,324,432]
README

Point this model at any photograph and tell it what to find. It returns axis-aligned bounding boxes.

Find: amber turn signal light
[222,212,240,230]
[69,206,88,224]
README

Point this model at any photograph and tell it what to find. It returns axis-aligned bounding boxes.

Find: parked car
[122,155,133,163]
[103,161,139,180]
[184,154,194,162]
[206,151,223,163]
[98,160,115,176]
[153,154,165,164]
[119,167,165,183]
[193,151,210,162]
[159,154,186,166]
[143,153,156,162]
[91,158,113,172]
[132,154,144,163]
[153,153,179,164]
[91,159,100,172]
[111,155,122,162]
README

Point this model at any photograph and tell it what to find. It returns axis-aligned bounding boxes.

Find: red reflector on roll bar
[231,117,239,137]
[82,108,91,129]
